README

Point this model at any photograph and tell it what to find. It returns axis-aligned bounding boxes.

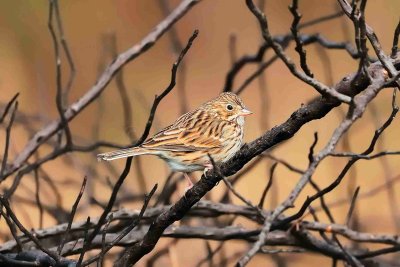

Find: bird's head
[204,92,252,124]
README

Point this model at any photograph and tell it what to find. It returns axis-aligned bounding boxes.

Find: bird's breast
[215,122,243,163]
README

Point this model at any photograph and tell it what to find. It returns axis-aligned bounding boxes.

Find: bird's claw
[203,161,214,177]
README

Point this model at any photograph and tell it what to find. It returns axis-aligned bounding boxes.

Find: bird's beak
[239,108,253,116]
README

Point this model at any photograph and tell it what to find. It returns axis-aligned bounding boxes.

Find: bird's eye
[226,104,233,111]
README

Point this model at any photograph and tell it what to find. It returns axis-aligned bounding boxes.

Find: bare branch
[289,0,314,77]
[345,186,360,226]
[246,0,352,103]
[82,184,157,266]
[113,55,399,266]
[257,162,277,209]
[0,197,61,263]
[2,0,201,181]
[0,93,19,124]
[133,29,199,146]
[0,101,17,178]
[33,169,43,229]
[391,19,400,58]
[48,0,73,147]
[57,176,88,255]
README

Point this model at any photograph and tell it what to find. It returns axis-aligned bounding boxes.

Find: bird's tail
[97,147,151,161]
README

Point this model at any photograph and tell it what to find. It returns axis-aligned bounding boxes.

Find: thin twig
[0,197,61,263]
[345,186,360,226]
[76,217,91,266]
[33,169,43,229]
[133,29,199,146]
[391,19,400,58]
[0,206,23,252]
[3,0,201,181]
[158,0,188,113]
[246,0,352,103]
[48,0,73,147]
[257,162,277,208]
[58,176,88,255]
[289,0,314,77]
[82,184,158,266]
[308,132,318,164]
[78,157,133,262]
[222,177,262,216]
[97,214,113,267]
[279,102,399,227]
[0,93,19,124]
[53,0,76,104]
[0,101,18,177]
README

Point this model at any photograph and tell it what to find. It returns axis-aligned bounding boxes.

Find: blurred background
[0,0,399,266]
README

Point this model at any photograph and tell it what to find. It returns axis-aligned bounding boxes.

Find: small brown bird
[97,92,252,187]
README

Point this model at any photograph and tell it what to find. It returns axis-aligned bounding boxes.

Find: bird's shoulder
[141,108,223,150]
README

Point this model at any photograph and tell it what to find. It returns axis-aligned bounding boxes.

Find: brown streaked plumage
[97,92,252,187]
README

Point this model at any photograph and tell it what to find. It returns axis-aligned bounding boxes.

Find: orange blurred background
[1,0,399,266]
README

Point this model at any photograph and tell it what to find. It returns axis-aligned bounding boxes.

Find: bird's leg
[203,161,214,177]
[183,173,194,191]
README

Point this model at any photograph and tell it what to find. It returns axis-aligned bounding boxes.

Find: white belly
[164,157,204,172]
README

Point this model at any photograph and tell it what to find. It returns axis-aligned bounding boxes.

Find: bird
[97,92,252,188]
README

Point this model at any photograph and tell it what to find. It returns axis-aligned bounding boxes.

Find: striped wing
[141,109,222,152]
